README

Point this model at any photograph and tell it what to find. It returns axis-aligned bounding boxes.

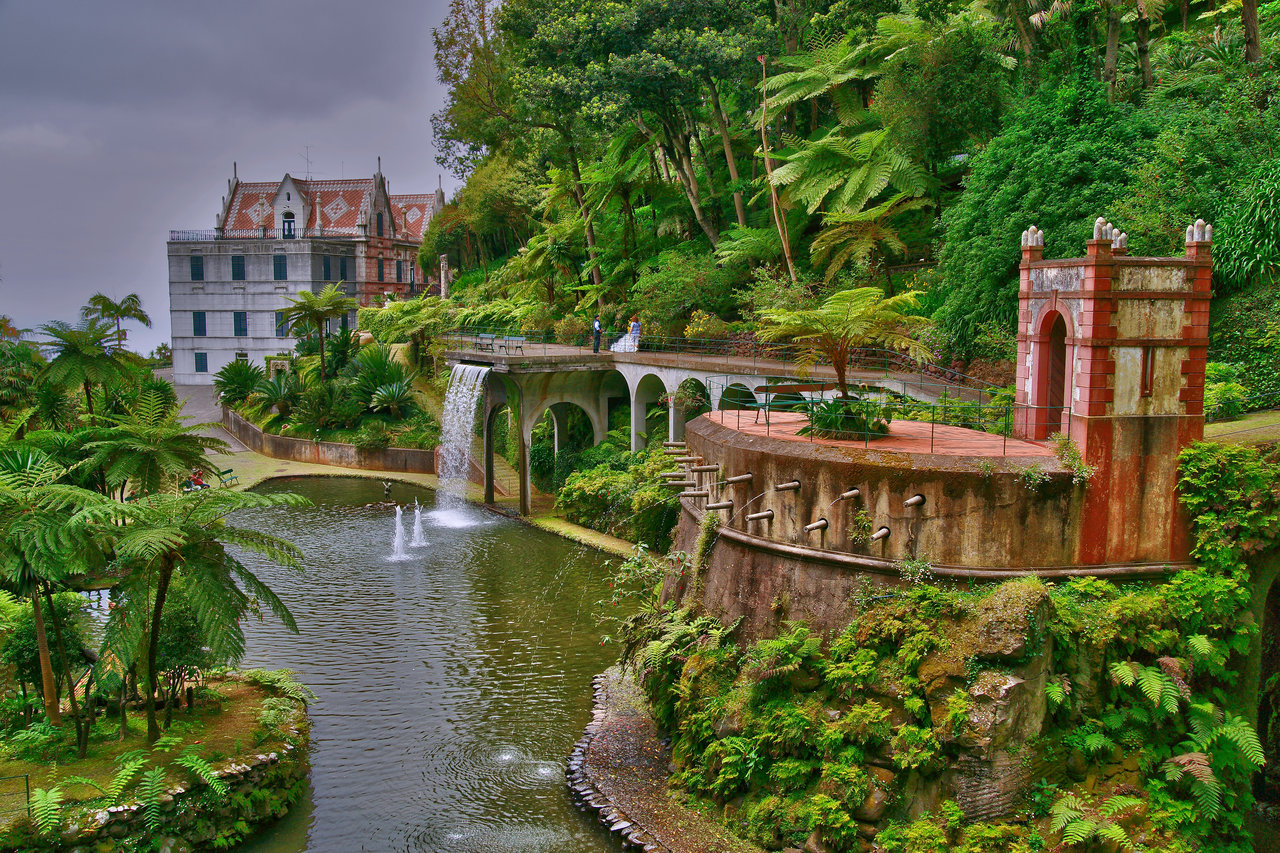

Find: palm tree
[0,441,110,732]
[212,360,265,407]
[250,373,303,420]
[757,287,932,398]
[40,319,129,423]
[75,488,309,743]
[81,293,152,351]
[282,285,358,381]
[84,388,228,500]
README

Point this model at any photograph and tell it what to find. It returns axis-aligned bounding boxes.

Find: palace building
[167,162,443,384]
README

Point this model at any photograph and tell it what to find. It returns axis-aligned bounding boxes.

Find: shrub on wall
[557,444,678,550]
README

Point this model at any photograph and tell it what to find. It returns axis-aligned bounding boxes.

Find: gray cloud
[0,0,457,353]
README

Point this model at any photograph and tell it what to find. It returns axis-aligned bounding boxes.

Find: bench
[476,333,497,352]
[217,468,239,487]
[753,381,839,423]
[499,335,526,354]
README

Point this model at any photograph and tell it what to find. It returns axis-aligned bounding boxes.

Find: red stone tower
[1013,218,1212,565]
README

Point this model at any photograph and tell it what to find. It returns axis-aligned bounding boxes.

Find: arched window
[282,211,296,239]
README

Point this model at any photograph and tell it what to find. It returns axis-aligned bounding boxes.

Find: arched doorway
[1033,310,1070,439]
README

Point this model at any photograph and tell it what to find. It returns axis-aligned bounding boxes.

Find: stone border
[566,673,671,853]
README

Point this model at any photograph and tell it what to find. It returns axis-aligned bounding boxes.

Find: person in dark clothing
[592,314,602,353]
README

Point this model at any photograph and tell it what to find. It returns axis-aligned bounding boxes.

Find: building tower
[1013,218,1212,565]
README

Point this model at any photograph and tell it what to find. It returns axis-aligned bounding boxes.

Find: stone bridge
[444,338,984,514]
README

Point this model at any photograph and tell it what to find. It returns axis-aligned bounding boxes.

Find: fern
[238,669,317,705]
[152,733,184,753]
[137,767,168,833]
[30,786,63,836]
[175,749,229,797]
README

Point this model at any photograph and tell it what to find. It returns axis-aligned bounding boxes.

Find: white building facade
[168,165,443,385]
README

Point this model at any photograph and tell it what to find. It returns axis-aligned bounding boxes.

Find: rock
[803,829,835,853]
[1066,748,1088,780]
[962,671,1044,759]
[857,823,878,839]
[969,581,1050,661]
[715,711,743,739]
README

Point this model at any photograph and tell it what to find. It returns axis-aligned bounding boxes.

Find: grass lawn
[1204,408,1280,445]
[0,677,286,825]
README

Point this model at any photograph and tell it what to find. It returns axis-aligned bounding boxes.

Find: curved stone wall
[669,416,1185,637]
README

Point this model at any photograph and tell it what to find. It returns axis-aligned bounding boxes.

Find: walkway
[707,411,1055,458]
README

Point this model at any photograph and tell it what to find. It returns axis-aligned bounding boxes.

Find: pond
[228,476,623,853]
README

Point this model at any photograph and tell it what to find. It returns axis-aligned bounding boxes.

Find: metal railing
[702,374,1066,457]
[0,774,30,822]
[442,326,1001,394]
[168,229,218,242]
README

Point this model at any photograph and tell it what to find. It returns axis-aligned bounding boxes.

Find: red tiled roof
[389,193,436,241]
[220,176,432,240]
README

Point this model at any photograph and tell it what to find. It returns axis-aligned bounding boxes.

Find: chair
[217,468,239,487]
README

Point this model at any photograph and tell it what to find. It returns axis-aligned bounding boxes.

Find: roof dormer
[273,174,312,239]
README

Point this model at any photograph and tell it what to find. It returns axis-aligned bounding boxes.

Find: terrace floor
[707,410,1056,458]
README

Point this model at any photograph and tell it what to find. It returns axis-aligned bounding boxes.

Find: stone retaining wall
[223,406,448,476]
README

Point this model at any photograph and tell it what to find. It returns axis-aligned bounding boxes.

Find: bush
[213,360,265,407]
[557,444,678,549]
[685,310,732,340]
[1205,381,1249,421]
[352,421,394,451]
[396,412,442,450]
[554,314,590,345]
[798,398,893,440]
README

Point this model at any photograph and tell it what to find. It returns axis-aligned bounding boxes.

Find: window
[273,254,287,280]
[231,255,246,281]
[282,211,295,239]
[339,256,349,281]
[378,258,385,282]
[275,311,288,337]
[396,259,404,283]
[1140,346,1155,398]
[233,311,248,337]
[340,312,349,332]
[235,351,249,362]
[376,212,384,236]
[194,352,208,373]
[192,311,206,337]
[190,255,204,281]
[323,255,332,281]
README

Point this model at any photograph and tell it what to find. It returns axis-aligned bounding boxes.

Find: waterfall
[389,504,409,561]
[438,363,490,504]
[410,499,427,547]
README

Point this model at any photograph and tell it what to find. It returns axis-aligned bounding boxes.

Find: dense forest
[420,0,1279,377]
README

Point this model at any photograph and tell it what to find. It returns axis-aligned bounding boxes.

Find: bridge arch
[717,381,758,412]
[631,372,671,451]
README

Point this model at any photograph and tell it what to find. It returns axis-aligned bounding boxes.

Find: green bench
[499,335,526,354]
[476,333,497,352]
[217,468,239,487]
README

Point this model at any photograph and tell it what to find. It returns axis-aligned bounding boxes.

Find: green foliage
[29,785,63,836]
[237,669,317,706]
[213,360,265,407]
[556,444,679,549]
[932,82,1157,356]
[1177,442,1280,575]
[1051,434,1096,485]
[1049,791,1140,850]
[799,397,893,440]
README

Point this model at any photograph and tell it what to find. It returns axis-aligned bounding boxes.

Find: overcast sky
[0,0,456,353]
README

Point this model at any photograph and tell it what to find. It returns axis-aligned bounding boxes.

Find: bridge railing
[442,326,1001,393]
[700,374,1070,456]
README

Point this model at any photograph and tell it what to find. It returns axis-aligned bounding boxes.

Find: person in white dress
[611,316,641,353]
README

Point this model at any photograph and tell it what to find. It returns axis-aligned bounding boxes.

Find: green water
[229,476,623,853]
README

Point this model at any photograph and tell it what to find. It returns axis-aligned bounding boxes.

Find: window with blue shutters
[192,311,206,337]
[233,311,248,337]
[276,311,288,337]
[339,256,349,281]
[231,255,245,281]
[378,258,385,282]
[323,255,332,281]
[190,255,204,281]
[376,213,384,236]
[273,254,287,280]
[396,260,403,283]
[194,352,208,373]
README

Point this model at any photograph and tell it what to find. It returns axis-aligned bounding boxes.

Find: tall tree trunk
[44,588,87,757]
[30,593,61,726]
[1243,0,1261,61]
[707,78,748,229]
[1103,8,1122,98]
[760,59,798,283]
[1135,1,1154,89]
[565,142,606,311]
[654,119,720,247]
[82,379,95,424]
[317,323,328,380]
[145,559,175,744]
